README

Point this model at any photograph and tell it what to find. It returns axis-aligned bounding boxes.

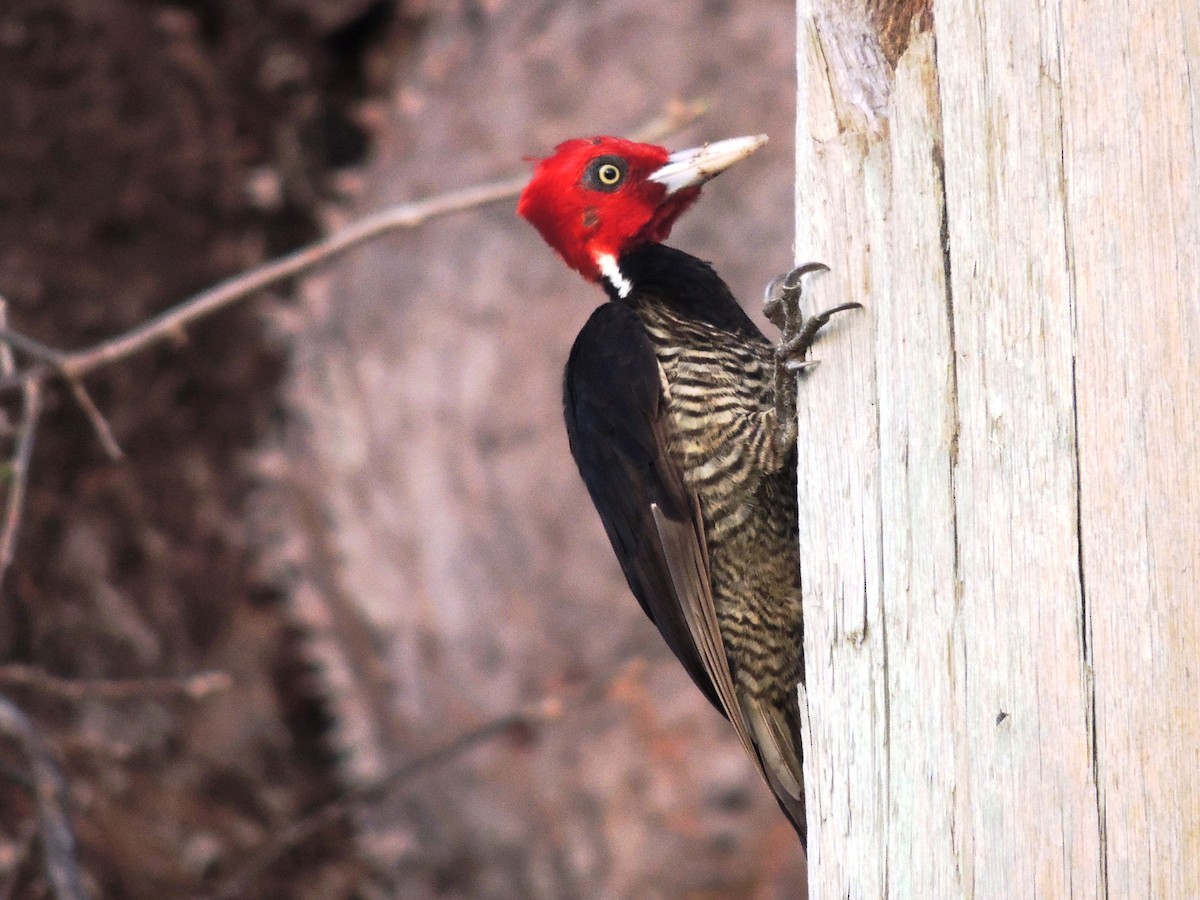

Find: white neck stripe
[596,252,633,299]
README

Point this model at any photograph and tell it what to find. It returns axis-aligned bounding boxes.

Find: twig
[0,666,232,703]
[0,96,708,899]
[0,327,67,369]
[208,697,562,900]
[65,381,123,461]
[1,186,517,395]
[0,98,706,396]
[0,325,122,461]
[0,693,86,900]
[40,176,530,386]
[0,378,42,581]
[0,303,14,379]
[0,100,707,578]
[625,96,708,143]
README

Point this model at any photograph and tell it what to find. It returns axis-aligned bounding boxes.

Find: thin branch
[625,96,708,143]
[207,697,562,900]
[0,182,528,389]
[0,327,67,369]
[0,98,706,395]
[0,693,86,900]
[0,378,42,581]
[64,380,123,461]
[0,325,122,460]
[0,323,120,458]
[0,98,706,582]
[58,175,531,384]
[0,303,15,379]
[0,666,232,703]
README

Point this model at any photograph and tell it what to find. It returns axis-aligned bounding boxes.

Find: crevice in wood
[865,0,934,67]
[929,41,975,885]
[871,295,889,894]
[876,535,891,896]
[1054,21,1109,886]
[1186,50,1198,166]
[929,35,962,612]
[1074,349,1109,897]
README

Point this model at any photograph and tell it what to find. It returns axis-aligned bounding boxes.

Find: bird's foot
[763,262,862,372]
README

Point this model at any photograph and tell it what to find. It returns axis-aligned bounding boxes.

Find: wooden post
[793,1,1200,895]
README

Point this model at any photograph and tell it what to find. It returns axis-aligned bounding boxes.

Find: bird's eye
[584,156,627,192]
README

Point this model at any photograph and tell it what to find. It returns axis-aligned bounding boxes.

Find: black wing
[563,302,761,767]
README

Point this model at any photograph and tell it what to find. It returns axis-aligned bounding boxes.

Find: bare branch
[626,97,709,143]
[0,91,709,900]
[64,380,123,461]
[0,303,15,380]
[0,327,67,369]
[0,378,43,582]
[0,694,86,900]
[208,697,562,900]
[0,98,707,395]
[0,326,122,460]
[0,179,523,392]
[60,176,531,383]
[0,666,232,703]
[0,98,707,581]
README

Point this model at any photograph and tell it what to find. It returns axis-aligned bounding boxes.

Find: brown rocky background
[0,1,803,897]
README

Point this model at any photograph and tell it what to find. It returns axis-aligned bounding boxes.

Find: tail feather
[743,694,807,846]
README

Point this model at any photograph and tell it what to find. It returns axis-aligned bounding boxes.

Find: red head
[518,134,767,286]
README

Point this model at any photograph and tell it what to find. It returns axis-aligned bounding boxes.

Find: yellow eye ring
[597,163,622,185]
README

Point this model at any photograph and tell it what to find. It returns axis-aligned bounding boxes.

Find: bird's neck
[600,243,763,338]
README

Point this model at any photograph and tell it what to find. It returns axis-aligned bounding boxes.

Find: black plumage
[564,243,807,842]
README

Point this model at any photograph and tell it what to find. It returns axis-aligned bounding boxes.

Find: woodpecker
[518,134,858,845]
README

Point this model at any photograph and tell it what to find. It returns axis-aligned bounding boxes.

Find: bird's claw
[762,262,830,331]
[776,300,864,362]
[784,358,821,374]
[763,262,861,371]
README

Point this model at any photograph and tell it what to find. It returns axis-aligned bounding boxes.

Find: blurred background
[0,1,803,896]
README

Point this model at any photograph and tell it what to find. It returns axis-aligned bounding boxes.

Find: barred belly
[637,303,804,705]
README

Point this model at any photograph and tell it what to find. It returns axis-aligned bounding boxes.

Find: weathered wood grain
[796,0,1199,895]
[1062,3,1200,896]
